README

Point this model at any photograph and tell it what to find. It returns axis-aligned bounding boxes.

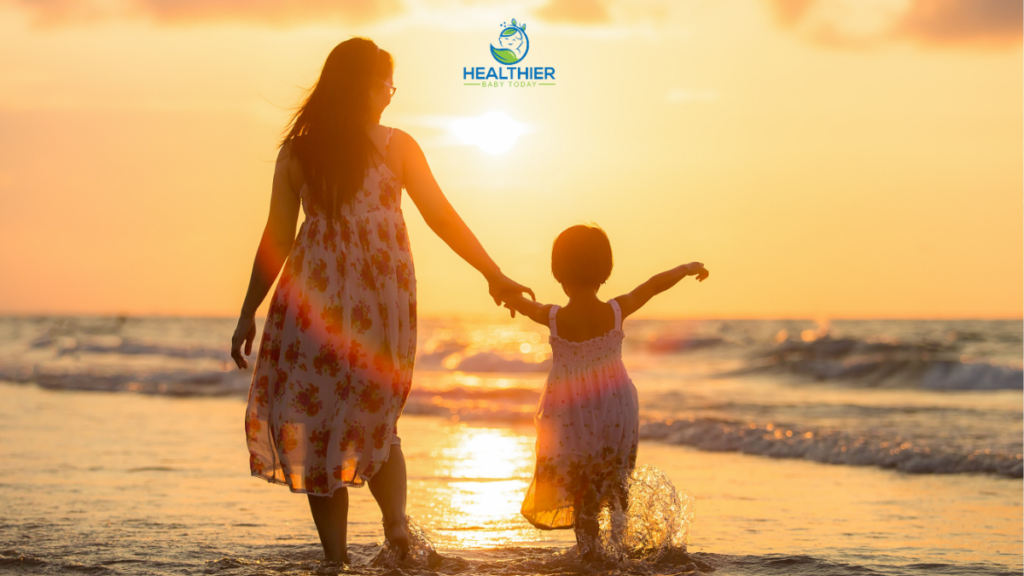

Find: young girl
[501,224,709,558]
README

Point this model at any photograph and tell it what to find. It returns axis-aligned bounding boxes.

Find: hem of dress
[521,509,576,531]
[250,470,368,495]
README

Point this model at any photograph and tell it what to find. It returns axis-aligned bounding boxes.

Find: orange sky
[0,0,1020,319]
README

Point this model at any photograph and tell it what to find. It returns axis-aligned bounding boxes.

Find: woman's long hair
[282,38,394,218]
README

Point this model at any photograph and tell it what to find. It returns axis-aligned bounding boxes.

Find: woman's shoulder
[383,125,410,138]
[382,127,425,155]
[383,125,407,146]
[276,139,306,193]
[277,138,304,164]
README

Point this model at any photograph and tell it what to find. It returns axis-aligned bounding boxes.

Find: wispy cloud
[2,0,666,36]
[9,0,1017,48]
[534,0,611,24]
[897,0,1022,45]
[766,0,1022,48]
[531,0,671,35]
[5,0,403,27]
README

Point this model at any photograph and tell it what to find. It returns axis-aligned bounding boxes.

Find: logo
[490,19,529,65]
[463,18,556,88]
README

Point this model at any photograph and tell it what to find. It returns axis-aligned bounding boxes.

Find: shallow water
[0,315,1021,574]
[1,316,1020,478]
[1,382,1020,575]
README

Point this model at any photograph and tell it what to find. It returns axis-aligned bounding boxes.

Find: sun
[451,112,526,154]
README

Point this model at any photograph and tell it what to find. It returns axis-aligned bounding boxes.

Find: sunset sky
[0,0,1020,319]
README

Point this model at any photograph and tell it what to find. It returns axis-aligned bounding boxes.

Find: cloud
[534,0,611,24]
[897,0,1023,45]
[766,0,1022,48]
[4,0,667,34]
[5,0,403,27]
[769,0,815,27]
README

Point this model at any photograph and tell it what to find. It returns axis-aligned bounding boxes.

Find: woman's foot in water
[323,551,351,566]
[383,516,410,561]
[579,548,601,563]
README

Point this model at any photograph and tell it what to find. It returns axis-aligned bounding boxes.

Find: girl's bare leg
[307,488,350,563]
[574,479,601,560]
[369,444,410,558]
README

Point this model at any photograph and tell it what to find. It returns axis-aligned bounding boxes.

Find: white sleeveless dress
[521,299,640,529]
[244,128,417,496]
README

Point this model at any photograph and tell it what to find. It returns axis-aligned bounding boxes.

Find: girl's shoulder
[549,299,621,316]
[607,297,624,317]
[551,300,621,343]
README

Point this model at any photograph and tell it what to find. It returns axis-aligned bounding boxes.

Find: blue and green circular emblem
[490,19,529,65]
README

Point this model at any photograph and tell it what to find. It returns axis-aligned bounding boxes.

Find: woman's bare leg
[307,488,350,563]
[369,444,410,557]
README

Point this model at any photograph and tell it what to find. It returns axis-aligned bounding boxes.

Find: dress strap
[610,299,622,331]
[548,305,559,338]
[383,127,394,161]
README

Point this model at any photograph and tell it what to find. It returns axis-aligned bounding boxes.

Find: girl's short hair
[551,224,613,286]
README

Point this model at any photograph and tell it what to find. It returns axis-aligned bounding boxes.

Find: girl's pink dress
[244,128,417,495]
[521,299,640,529]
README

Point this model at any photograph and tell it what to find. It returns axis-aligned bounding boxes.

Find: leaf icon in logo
[490,46,519,65]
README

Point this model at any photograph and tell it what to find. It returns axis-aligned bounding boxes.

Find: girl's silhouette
[501,224,708,558]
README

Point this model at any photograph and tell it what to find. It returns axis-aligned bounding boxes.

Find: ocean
[0,315,1020,575]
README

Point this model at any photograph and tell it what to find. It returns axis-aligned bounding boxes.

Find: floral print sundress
[245,128,416,495]
[521,299,640,529]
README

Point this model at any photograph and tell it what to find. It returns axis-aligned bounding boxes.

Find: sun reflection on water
[441,428,529,479]
[425,425,544,549]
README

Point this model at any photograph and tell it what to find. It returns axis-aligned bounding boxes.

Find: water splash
[597,464,697,563]
[362,469,701,573]
[370,517,443,570]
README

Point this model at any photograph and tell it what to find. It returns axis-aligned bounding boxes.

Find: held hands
[488,273,536,317]
[230,314,257,369]
[681,262,710,282]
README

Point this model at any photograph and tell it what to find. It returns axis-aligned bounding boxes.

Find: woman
[229,37,532,564]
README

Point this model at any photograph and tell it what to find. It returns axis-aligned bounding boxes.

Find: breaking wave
[31,334,228,361]
[728,336,1023,390]
[640,418,1024,478]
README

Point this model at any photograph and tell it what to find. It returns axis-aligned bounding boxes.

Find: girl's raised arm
[395,128,534,307]
[614,262,709,319]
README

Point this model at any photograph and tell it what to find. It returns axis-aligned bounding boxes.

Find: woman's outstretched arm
[396,129,534,308]
[231,143,302,368]
[614,262,709,320]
